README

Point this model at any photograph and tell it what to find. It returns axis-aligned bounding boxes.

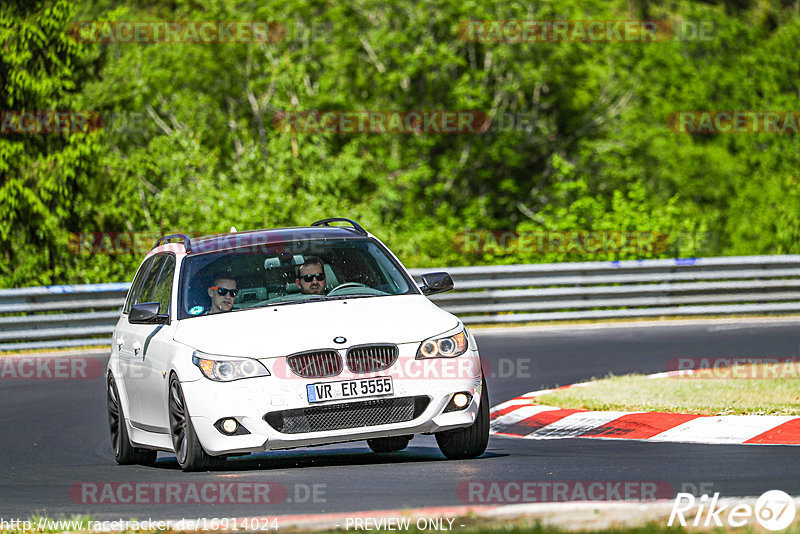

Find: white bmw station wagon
[107,218,489,471]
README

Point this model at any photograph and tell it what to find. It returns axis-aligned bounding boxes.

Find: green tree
[3,0,800,287]
[0,0,102,286]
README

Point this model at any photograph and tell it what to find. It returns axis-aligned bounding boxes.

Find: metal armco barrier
[2,255,800,351]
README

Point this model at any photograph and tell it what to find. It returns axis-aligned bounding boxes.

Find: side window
[134,255,167,307]
[123,257,155,314]
[151,255,175,315]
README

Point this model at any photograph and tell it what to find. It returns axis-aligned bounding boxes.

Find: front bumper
[180,348,483,455]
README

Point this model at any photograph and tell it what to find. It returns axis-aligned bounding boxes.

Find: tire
[435,377,490,460]
[367,435,411,453]
[168,375,222,471]
[107,375,158,466]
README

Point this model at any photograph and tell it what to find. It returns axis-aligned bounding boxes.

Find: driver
[295,257,327,295]
[207,274,238,314]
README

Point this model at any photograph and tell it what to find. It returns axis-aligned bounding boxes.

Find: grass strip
[534,363,800,416]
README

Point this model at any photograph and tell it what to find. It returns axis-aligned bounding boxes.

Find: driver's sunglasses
[299,273,326,282]
[212,287,238,297]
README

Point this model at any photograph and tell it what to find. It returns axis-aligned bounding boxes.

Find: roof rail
[310,218,368,236]
[153,233,193,252]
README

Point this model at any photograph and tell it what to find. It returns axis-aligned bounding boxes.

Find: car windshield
[178,237,416,319]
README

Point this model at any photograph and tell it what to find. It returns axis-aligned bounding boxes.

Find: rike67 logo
[669,490,796,531]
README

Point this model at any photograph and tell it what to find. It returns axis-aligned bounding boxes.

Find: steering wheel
[327,282,369,295]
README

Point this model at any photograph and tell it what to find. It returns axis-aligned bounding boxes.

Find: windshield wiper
[322,293,378,301]
[268,296,327,307]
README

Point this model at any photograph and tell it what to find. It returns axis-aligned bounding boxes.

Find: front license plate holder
[306,376,393,403]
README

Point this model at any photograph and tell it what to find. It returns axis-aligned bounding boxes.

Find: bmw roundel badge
[333,336,347,344]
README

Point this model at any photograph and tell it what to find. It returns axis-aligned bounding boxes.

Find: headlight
[192,351,270,382]
[416,329,468,359]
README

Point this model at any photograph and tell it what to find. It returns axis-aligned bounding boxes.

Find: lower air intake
[264,396,429,434]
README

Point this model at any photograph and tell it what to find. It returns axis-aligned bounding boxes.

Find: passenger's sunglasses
[211,287,238,297]
[299,273,326,282]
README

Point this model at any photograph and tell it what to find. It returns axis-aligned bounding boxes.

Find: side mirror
[419,272,454,296]
[129,302,169,324]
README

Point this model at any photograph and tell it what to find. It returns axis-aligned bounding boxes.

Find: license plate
[307,376,393,403]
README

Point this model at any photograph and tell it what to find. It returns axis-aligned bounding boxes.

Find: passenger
[295,257,327,295]
[207,274,238,314]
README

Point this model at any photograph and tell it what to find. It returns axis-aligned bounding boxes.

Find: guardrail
[2,255,800,351]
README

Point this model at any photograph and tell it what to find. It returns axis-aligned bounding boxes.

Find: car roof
[149,226,372,257]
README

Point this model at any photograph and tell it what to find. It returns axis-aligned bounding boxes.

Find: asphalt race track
[2,320,799,519]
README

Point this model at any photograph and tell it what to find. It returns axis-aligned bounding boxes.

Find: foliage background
[1,0,798,287]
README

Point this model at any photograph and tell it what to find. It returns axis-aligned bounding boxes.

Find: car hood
[173,294,460,358]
